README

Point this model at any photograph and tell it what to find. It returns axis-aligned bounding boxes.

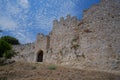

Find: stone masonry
[12,0,120,71]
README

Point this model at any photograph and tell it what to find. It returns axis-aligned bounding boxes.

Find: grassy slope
[0,62,120,80]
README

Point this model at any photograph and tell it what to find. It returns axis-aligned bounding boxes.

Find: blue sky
[0,0,100,44]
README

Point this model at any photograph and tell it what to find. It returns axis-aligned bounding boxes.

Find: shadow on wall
[36,50,43,62]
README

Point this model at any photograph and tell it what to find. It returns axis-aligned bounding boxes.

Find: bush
[31,66,37,70]
[0,59,5,66]
[0,39,12,57]
[3,50,16,59]
[0,39,16,59]
[1,36,20,45]
[71,38,79,50]
[48,65,57,70]
[0,77,7,80]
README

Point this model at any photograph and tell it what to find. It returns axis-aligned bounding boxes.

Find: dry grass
[0,62,120,80]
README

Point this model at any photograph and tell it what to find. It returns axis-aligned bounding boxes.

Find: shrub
[0,39,16,59]
[31,66,37,70]
[71,44,79,50]
[48,65,57,70]
[1,36,20,45]
[3,50,16,59]
[0,39,12,57]
[0,77,7,80]
[0,59,4,66]
[81,54,85,58]
[71,38,79,50]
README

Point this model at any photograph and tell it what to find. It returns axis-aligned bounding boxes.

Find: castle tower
[35,33,50,62]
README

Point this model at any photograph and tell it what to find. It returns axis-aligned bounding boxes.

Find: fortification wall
[44,15,80,63]
[12,43,35,62]
[43,0,120,71]
[12,0,120,71]
[74,0,120,70]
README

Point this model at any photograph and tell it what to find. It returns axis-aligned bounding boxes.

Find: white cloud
[0,17,18,30]
[12,30,35,43]
[35,15,53,32]
[7,3,21,15]
[19,0,29,9]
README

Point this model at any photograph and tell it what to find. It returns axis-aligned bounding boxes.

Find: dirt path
[0,62,120,80]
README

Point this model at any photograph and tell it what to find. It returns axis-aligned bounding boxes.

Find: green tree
[3,50,16,59]
[1,36,20,45]
[0,39,16,59]
[0,39,12,57]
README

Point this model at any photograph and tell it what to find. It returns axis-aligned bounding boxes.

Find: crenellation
[37,33,45,38]
[52,15,79,32]
[53,19,58,28]
[66,14,71,20]
[71,16,79,27]
[60,17,64,22]
[71,16,77,22]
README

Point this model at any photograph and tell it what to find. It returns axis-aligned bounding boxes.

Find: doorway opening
[37,50,43,62]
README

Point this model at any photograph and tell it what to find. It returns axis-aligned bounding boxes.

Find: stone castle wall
[12,43,35,62]
[12,0,120,71]
[35,33,50,61]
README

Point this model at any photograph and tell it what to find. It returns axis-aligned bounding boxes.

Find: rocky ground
[0,62,120,80]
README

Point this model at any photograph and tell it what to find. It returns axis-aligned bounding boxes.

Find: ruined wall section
[44,0,120,71]
[44,15,81,63]
[74,0,120,70]
[12,43,35,62]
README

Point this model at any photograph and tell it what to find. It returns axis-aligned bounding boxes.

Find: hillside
[0,62,120,80]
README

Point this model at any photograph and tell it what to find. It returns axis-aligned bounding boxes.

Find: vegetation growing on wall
[71,37,79,50]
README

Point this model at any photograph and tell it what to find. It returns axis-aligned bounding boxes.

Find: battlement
[37,33,45,38]
[53,15,79,29]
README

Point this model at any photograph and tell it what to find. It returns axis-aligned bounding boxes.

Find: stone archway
[36,50,43,62]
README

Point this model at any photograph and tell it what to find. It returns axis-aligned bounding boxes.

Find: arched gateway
[36,50,43,62]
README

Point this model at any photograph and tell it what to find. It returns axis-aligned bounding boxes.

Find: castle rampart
[12,43,35,62]
[12,0,120,71]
